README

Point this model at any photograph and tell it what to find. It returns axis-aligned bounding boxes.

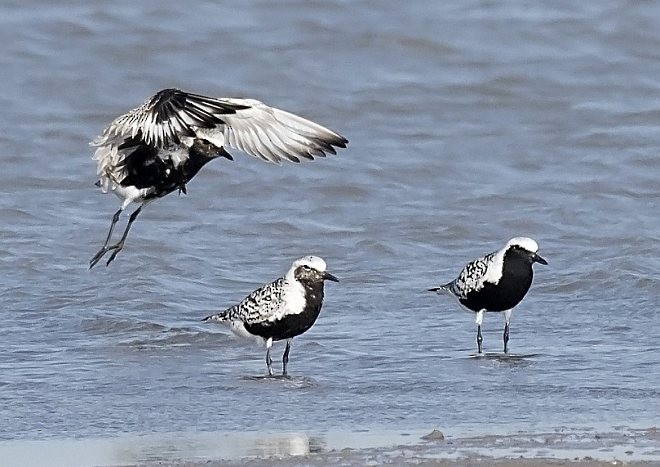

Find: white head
[504,237,547,265]
[292,256,328,272]
[286,256,339,283]
[506,237,539,253]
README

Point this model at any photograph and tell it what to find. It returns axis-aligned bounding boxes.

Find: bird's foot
[89,242,124,269]
[89,248,110,269]
[105,244,124,267]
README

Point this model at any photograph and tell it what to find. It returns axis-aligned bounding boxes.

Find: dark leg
[503,322,510,354]
[266,347,273,376]
[89,208,123,269]
[282,340,291,375]
[477,325,483,354]
[103,205,144,267]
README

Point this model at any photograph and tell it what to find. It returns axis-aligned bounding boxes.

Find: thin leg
[89,208,123,269]
[282,339,291,375]
[502,309,512,354]
[103,205,144,266]
[266,347,273,376]
[474,310,485,354]
[477,325,483,354]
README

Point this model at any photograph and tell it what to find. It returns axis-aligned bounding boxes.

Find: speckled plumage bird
[89,89,348,268]
[203,256,338,376]
[429,237,547,354]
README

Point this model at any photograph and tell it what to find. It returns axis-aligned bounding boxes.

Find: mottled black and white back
[203,256,339,375]
[89,89,348,268]
[429,237,547,353]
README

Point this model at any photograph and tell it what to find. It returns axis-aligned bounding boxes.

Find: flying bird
[203,256,338,376]
[89,89,348,268]
[429,237,547,354]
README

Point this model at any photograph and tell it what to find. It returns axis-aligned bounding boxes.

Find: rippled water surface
[0,0,658,460]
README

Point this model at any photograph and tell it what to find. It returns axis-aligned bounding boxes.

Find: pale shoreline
[190,426,660,466]
[2,426,658,466]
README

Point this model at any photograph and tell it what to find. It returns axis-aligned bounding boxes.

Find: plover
[89,88,348,268]
[429,237,547,354]
[203,256,338,376]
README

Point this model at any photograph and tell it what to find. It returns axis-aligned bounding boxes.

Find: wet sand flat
[196,427,660,466]
[2,427,658,466]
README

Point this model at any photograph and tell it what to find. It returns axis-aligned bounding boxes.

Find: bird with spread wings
[89,88,348,268]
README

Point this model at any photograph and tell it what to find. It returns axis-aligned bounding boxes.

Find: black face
[190,138,232,160]
[294,265,339,284]
[510,245,548,265]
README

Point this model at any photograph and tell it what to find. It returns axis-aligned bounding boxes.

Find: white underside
[475,309,484,326]
[503,309,512,324]
[468,307,514,326]
[226,320,267,346]
[110,184,151,208]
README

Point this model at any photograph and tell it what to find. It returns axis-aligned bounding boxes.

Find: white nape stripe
[480,248,507,286]
[273,279,306,321]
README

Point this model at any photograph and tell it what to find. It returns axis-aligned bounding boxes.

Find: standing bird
[203,256,338,376]
[429,237,547,354]
[89,89,348,268]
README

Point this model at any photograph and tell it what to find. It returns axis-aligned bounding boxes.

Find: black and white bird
[428,237,547,354]
[202,256,338,376]
[89,89,348,268]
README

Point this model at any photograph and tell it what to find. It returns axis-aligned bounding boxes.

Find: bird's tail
[202,312,227,323]
[428,282,453,294]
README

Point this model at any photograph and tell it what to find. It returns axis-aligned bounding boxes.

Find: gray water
[0,0,658,459]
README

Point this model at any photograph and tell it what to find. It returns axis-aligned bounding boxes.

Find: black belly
[118,142,217,199]
[460,253,534,312]
[245,287,325,341]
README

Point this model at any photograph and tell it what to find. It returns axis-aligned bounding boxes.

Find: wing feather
[213,98,347,164]
[450,252,497,298]
[91,90,347,192]
[209,278,287,324]
[93,88,248,149]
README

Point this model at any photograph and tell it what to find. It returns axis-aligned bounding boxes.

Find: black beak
[532,253,548,265]
[323,271,339,282]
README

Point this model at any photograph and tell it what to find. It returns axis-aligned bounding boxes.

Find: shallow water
[0,0,658,462]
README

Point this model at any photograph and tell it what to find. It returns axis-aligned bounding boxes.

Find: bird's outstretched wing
[203,278,288,325]
[195,98,348,164]
[93,88,248,149]
[91,90,348,192]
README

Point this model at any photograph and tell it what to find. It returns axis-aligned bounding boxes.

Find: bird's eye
[302,265,311,270]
